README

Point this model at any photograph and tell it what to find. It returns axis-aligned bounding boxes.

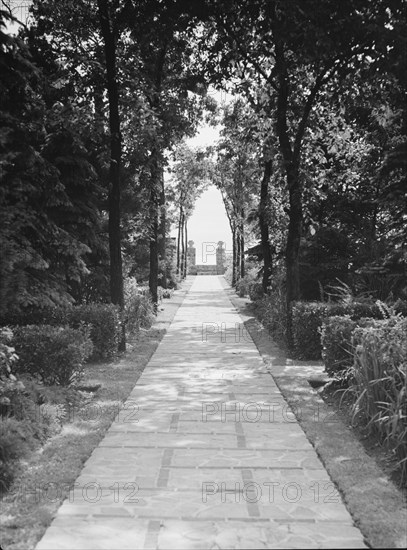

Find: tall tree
[0,8,103,316]
[171,143,209,277]
[215,99,262,288]
[199,0,403,343]
[96,0,124,314]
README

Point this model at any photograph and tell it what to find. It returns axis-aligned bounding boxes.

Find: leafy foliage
[65,304,120,361]
[13,325,93,386]
[123,278,155,335]
[349,317,407,484]
[235,264,259,298]
[320,316,378,378]
[0,418,36,490]
[1,303,121,361]
[0,328,23,416]
[291,301,386,360]
[252,268,288,349]
[0,9,107,316]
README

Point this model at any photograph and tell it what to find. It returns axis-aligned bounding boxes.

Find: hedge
[320,316,380,376]
[1,303,121,361]
[291,301,407,360]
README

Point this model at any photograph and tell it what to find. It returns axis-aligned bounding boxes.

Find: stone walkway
[36,276,366,549]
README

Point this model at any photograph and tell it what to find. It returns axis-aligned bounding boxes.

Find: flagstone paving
[36,276,366,549]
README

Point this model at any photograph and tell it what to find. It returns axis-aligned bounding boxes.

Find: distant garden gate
[187,241,227,275]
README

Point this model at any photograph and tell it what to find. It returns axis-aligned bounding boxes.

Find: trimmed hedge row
[291,300,407,360]
[320,316,380,376]
[1,303,121,360]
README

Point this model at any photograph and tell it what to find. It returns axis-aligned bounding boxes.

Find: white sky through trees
[184,124,232,265]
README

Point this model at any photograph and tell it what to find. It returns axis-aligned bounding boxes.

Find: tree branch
[1,0,29,32]
[214,13,278,92]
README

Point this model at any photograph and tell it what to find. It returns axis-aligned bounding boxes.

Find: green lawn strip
[227,286,407,550]
[0,279,193,550]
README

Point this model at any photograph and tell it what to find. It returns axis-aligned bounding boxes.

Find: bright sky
[4,1,31,31]
[187,186,232,265]
[174,124,232,265]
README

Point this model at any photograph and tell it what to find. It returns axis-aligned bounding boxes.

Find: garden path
[36,276,366,549]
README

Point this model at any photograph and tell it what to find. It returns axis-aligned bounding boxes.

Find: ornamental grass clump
[349,316,407,484]
[123,278,155,335]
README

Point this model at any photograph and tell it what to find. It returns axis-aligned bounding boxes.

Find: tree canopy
[1,0,405,344]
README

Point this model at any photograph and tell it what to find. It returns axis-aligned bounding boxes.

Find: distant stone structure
[216,241,226,274]
[187,240,227,275]
[187,241,196,267]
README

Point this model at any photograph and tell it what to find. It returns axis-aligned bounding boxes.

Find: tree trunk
[149,151,160,308]
[97,0,125,350]
[158,164,167,288]
[240,226,245,280]
[259,159,273,294]
[274,40,308,347]
[231,226,237,287]
[149,232,159,309]
[285,169,302,343]
[176,205,182,277]
[149,187,159,310]
[180,213,185,279]
[147,39,167,303]
[183,218,188,278]
[236,230,241,284]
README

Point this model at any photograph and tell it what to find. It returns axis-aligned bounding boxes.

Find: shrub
[236,278,246,298]
[1,304,121,361]
[124,278,155,335]
[292,302,327,360]
[320,316,358,376]
[249,282,264,301]
[0,307,68,327]
[13,325,93,386]
[291,301,388,360]
[158,287,174,299]
[38,403,67,436]
[0,328,19,379]
[348,317,407,484]
[236,276,253,298]
[0,328,25,419]
[66,304,120,360]
[393,299,407,318]
[0,418,36,490]
[253,291,288,349]
[235,265,259,298]
[320,316,379,377]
